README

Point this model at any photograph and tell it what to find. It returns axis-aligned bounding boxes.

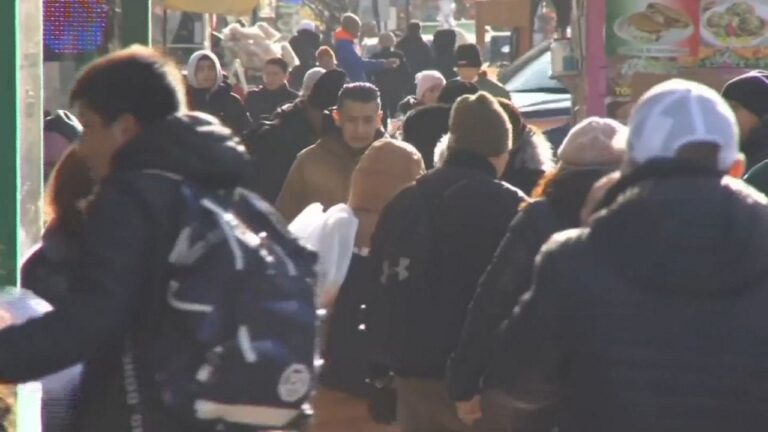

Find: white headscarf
[185,50,223,90]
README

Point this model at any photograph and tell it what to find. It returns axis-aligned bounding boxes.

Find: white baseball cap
[627,78,739,171]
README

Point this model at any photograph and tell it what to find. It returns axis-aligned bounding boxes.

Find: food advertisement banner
[607,1,768,67]
[607,1,700,57]
[700,0,768,67]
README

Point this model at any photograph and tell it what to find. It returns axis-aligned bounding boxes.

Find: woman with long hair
[447,117,627,432]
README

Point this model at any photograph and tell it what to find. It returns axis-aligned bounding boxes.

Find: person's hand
[386,58,400,68]
[456,395,482,426]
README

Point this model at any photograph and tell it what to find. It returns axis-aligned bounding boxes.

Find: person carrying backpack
[368,92,528,432]
[0,46,316,432]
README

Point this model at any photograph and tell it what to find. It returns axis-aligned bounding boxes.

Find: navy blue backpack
[126,177,318,431]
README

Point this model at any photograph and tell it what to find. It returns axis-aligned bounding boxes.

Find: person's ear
[110,113,140,147]
[332,109,342,127]
[729,153,746,178]
[377,111,383,127]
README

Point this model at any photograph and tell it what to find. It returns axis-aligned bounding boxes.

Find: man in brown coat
[276,83,385,221]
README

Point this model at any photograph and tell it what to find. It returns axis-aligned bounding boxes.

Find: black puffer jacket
[187,81,251,136]
[432,29,458,81]
[244,84,299,124]
[496,163,768,432]
[741,115,768,171]
[242,99,325,203]
[0,113,250,432]
[369,151,526,379]
[395,33,435,76]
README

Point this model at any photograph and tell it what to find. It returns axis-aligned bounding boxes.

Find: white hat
[297,20,316,33]
[627,78,739,171]
[558,117,626,170]
[415,70,446,100]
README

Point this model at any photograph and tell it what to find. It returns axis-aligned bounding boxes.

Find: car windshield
[505,51,568,93]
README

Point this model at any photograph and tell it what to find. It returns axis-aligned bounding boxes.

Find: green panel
[121,0,152,47]
[0,0,19,287]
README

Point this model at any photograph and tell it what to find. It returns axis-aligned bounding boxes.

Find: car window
[505,51,566,93]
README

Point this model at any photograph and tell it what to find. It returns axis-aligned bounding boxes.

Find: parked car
[505,42,572,147]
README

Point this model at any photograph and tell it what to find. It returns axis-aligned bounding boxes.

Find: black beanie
[455,43,482,68]
[438,80,479,105]
[722,71,768,119]
[307,69,348,110]
[44,110,82,143]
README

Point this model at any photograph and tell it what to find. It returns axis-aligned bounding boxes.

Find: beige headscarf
[348,139,425,249]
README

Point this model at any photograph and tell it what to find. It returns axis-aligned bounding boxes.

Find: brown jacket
[348,139,425,249]
[277,131,373,222]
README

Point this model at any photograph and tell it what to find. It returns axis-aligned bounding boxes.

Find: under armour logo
[381,258,411,284]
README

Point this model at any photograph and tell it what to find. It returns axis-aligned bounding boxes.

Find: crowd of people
[9,12,768,432]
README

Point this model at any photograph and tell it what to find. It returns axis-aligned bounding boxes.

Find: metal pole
[0,0,20,286]
[120,0,151,47]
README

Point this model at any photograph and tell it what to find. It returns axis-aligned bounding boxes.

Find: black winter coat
[395,34,435,75]
[242,99,323,203]
[188,82,251,136]
[432,29,458,81]
[0,113,251,432]
[369,48,411,98]
[402,104,451,169]
[21,226,83,307]
[244,84,299,124]
[447,200,565,402]
[369,151,527,379]
[496,163,768,432]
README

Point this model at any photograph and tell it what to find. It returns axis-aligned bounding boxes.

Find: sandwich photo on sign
[615,2,694,44]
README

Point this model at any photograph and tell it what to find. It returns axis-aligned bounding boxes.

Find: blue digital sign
[44,0,109,55]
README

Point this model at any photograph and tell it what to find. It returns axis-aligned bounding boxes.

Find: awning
[162,0,260,15]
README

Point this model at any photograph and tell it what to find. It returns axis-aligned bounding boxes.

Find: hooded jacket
[395,31,435,76]
[0,113,250,432]
[348,139,425,249]
[502,128,555,195]
[186,51,251,136]
[496,162,768,432]
[369,47,411,106]
[320,140,425,396]
[334,29,388,83]
[275,127,385,222]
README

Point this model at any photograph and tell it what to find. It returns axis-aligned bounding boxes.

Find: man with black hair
[245,57,299,122]
[0,46,253,431]
[244,69,349,203]
[496,79,768,432]
[276,82,385,221]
